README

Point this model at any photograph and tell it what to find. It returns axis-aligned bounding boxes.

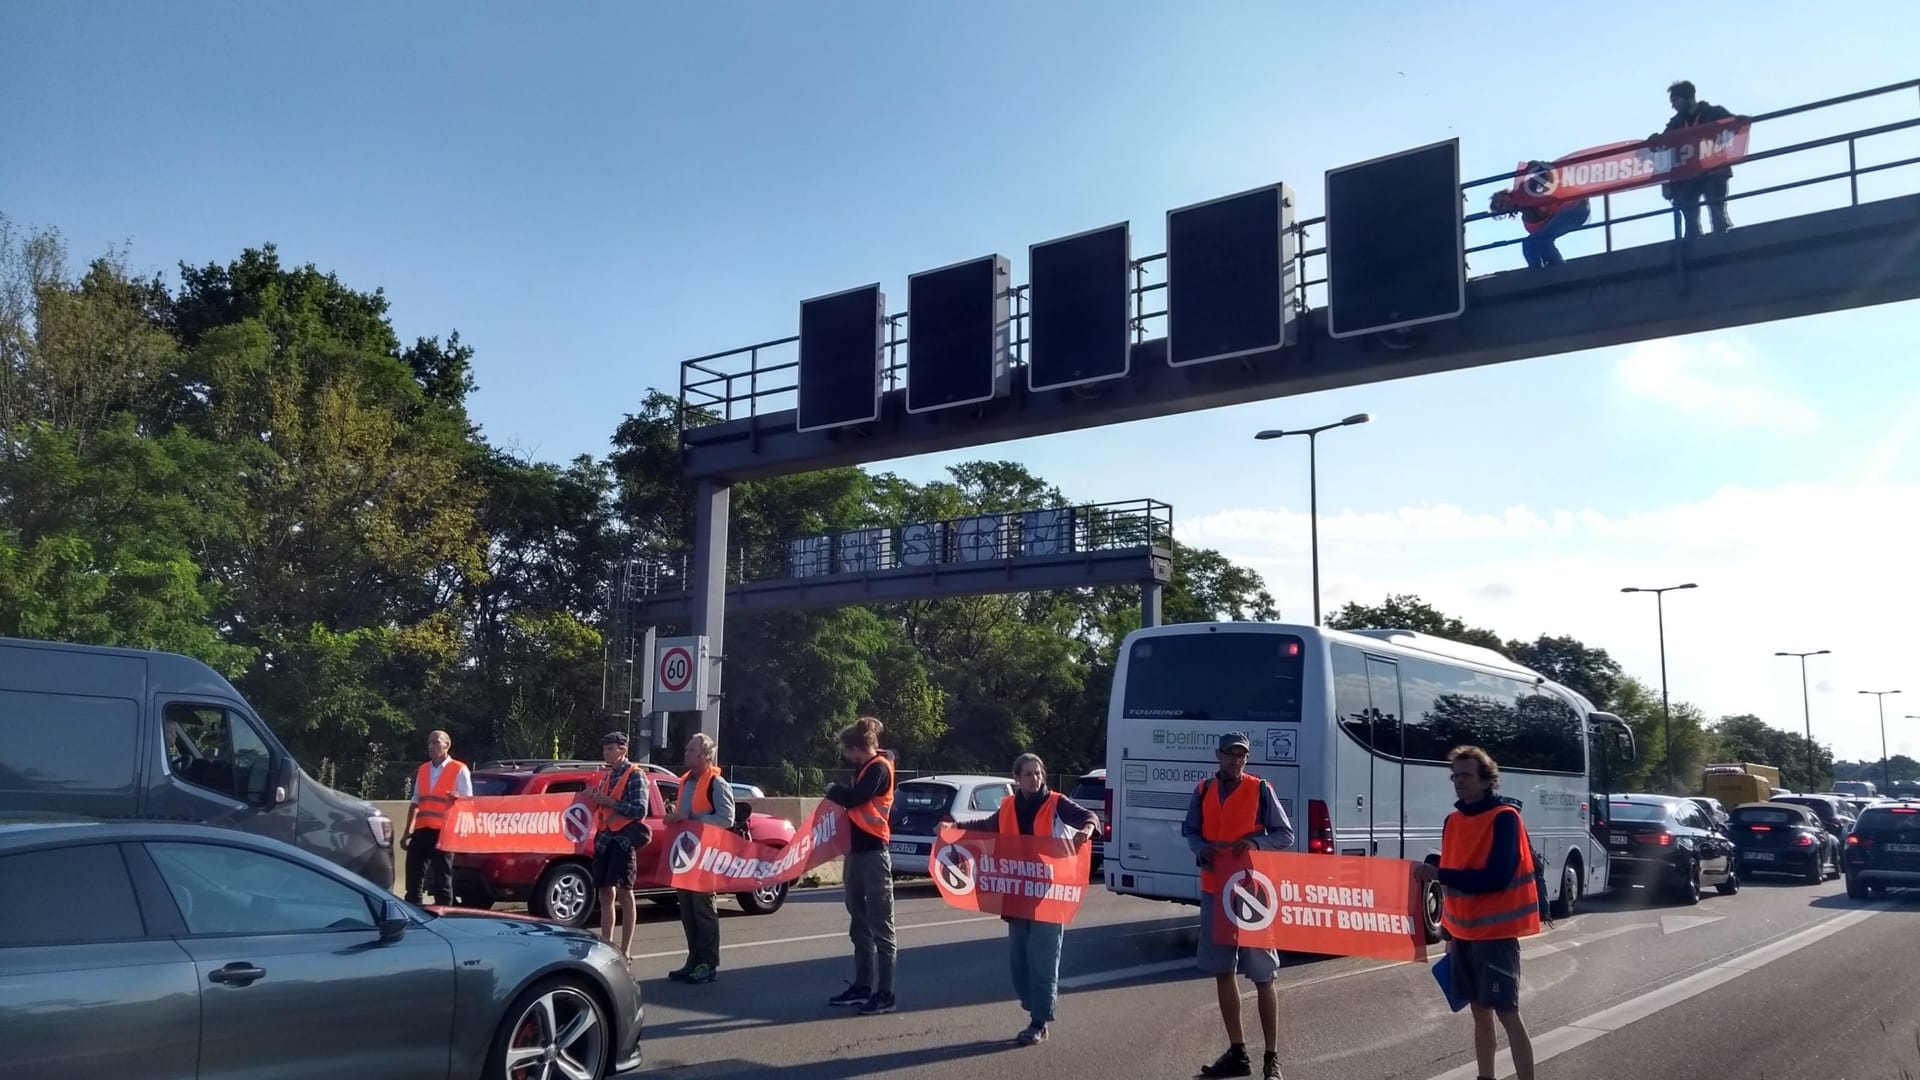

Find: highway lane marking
[627,914,1001,960]
[1059,958,1195,989]
[1417,903,1891,1080]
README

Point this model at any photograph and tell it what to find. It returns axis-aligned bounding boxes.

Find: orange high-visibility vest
[595,762,641,833]
[998,791,1060,836]
[1198,774,1265,894]
[412,758,465,831]
[680,765,722,818]
[1439,803,1542,940]
[847,755,895,841]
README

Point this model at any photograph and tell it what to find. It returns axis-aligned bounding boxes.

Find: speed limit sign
[652,636,708,712]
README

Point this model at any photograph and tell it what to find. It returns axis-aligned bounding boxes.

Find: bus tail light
[1104,790,1114,841]
[1307,799,1334,854]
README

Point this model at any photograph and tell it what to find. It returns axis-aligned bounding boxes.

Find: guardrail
[679,77,1920,429]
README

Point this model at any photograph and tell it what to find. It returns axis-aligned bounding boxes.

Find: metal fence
[679,77,1920,427]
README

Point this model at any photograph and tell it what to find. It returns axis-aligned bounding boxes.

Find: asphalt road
[614,873,1920,1079]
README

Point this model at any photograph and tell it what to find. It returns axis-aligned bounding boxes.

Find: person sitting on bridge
[1489,165,1591,269]
[1656,80,1740,237]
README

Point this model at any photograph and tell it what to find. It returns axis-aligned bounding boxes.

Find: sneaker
[666,964,693,982]
[828,983,871,1007]
[1200,1046,1252,1078]
[1016,1023,1049,1045]
[858,992,896,1015]
[1263,1051,1283,1079]
[684,963,717,984]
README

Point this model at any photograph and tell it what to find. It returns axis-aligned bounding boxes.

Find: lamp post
[1775,649,1830,791]
[1622,583,1698,793]
[1254,413,1372,625]
[1858,690,1902,791]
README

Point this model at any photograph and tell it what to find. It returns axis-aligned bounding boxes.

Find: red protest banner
[1208,851,1427,962]
[1508,117,1752,212]
[929,825,1093,924]
[664,799,853,892]
[437,794,595,856]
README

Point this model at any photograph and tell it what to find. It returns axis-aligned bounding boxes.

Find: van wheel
[532,862,596,928]
[1550,863,1580,918]
[1420,877,1444,944]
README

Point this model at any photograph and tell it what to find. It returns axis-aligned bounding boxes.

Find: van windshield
[1123,633,1304,723]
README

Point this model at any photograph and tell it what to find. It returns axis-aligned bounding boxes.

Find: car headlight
[368,814,394,846]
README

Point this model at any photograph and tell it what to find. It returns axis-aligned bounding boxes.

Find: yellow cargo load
[1702,762,1781,807]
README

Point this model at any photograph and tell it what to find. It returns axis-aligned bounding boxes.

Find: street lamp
[1775,649,1831,791]
[1254,412,1372,625]
[1622,582,1698,793]
[1858,690,1902,791]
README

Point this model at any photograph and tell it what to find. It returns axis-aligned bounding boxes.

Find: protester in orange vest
[400,729,470,906]
[1183,732,1295,1080]
[588,730,652,959]
[664,732,734,985]
[1489,171,1591,270]
[1413,745,1541,1080]
[822,716,898,1015]
[960,752,1097,1046]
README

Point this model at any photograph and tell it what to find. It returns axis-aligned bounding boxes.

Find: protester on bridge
[1183,732,1296,1080]
[823,716,899,1015]
[588,730,651,960]
[400,729,470,907]
[959,752,1098,1046]
[1657,80,1740,237]
[1412,745,1541,1080]
[1489,166,1591,269]
[665,733,734,985]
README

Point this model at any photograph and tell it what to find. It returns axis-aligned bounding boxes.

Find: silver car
[0,820,643,1079]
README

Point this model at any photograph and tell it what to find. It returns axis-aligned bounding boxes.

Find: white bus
[1103,622,1637,941]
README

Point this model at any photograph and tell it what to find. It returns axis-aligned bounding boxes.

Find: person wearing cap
[1182,731,1296,1080]
[588,731,651,959]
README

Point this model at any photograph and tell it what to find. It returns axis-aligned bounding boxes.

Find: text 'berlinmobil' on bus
[1102,622,1637,943]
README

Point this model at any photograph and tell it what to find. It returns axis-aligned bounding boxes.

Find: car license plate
[1885,842,1920,854]
[1608,833,1629,847]
[1744,851,1775,861]
[889,841,921,855]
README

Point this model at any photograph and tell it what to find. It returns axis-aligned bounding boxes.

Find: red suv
[450,759,797,928]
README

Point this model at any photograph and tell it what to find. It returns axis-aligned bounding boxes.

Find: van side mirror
[378,898,409,944]
[270,756,296,805]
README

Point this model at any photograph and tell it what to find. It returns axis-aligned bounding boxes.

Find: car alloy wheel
[538,864,594,927]
[494,979,608,1080]
[1677,858,1701,905]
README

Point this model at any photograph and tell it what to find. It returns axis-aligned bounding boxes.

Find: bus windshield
[1123,632,1304,723]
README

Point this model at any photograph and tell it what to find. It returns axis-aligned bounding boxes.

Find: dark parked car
[1687,796,1731,831]
[1068,768,1109,866]
[0,820,643,1079]
[1844,799,1920,898]
[1728,801,1839,883]
[0,637,395,889]
[1605,794,1738,903]
[451,760,796,927]
[1773,794,1856,842]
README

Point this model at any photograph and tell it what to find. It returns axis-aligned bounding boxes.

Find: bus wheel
[1421,878,1444,944]
[1550,862,1579,919]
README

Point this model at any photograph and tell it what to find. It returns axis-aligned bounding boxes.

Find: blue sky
[5,2,1917,761]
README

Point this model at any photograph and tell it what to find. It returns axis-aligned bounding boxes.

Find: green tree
[1326,593,1507,653]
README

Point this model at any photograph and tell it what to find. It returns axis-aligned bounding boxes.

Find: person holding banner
[1412,746,1540,1080]
[665,733,734,985]
[822,716,899,1015]
[959,752,1098,1046]
[1489,170,1591,270]
[1183,732,1295,1080]
[588,731,652,960]
[1658,80,1740,237]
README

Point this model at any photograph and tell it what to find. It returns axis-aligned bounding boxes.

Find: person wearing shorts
[1184,731,1295,1079]
[588,731,651,959]
[1414,745,1541,1080]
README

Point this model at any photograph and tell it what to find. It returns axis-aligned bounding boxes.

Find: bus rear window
[1123,633,1303,722]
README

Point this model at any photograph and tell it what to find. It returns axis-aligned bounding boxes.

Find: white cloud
[1614,335,1822,434]
[1190,482,1920,763]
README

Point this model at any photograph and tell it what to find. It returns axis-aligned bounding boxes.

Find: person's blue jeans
[1521,200,1591,268]
[1008,916,1065,1027]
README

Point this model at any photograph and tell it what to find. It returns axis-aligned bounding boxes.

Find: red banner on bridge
[1208,851,1427,962]
[663,800,853,892]
[929,826,1093,924]
[437,794,595,855]
[1508,117,1752,211]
